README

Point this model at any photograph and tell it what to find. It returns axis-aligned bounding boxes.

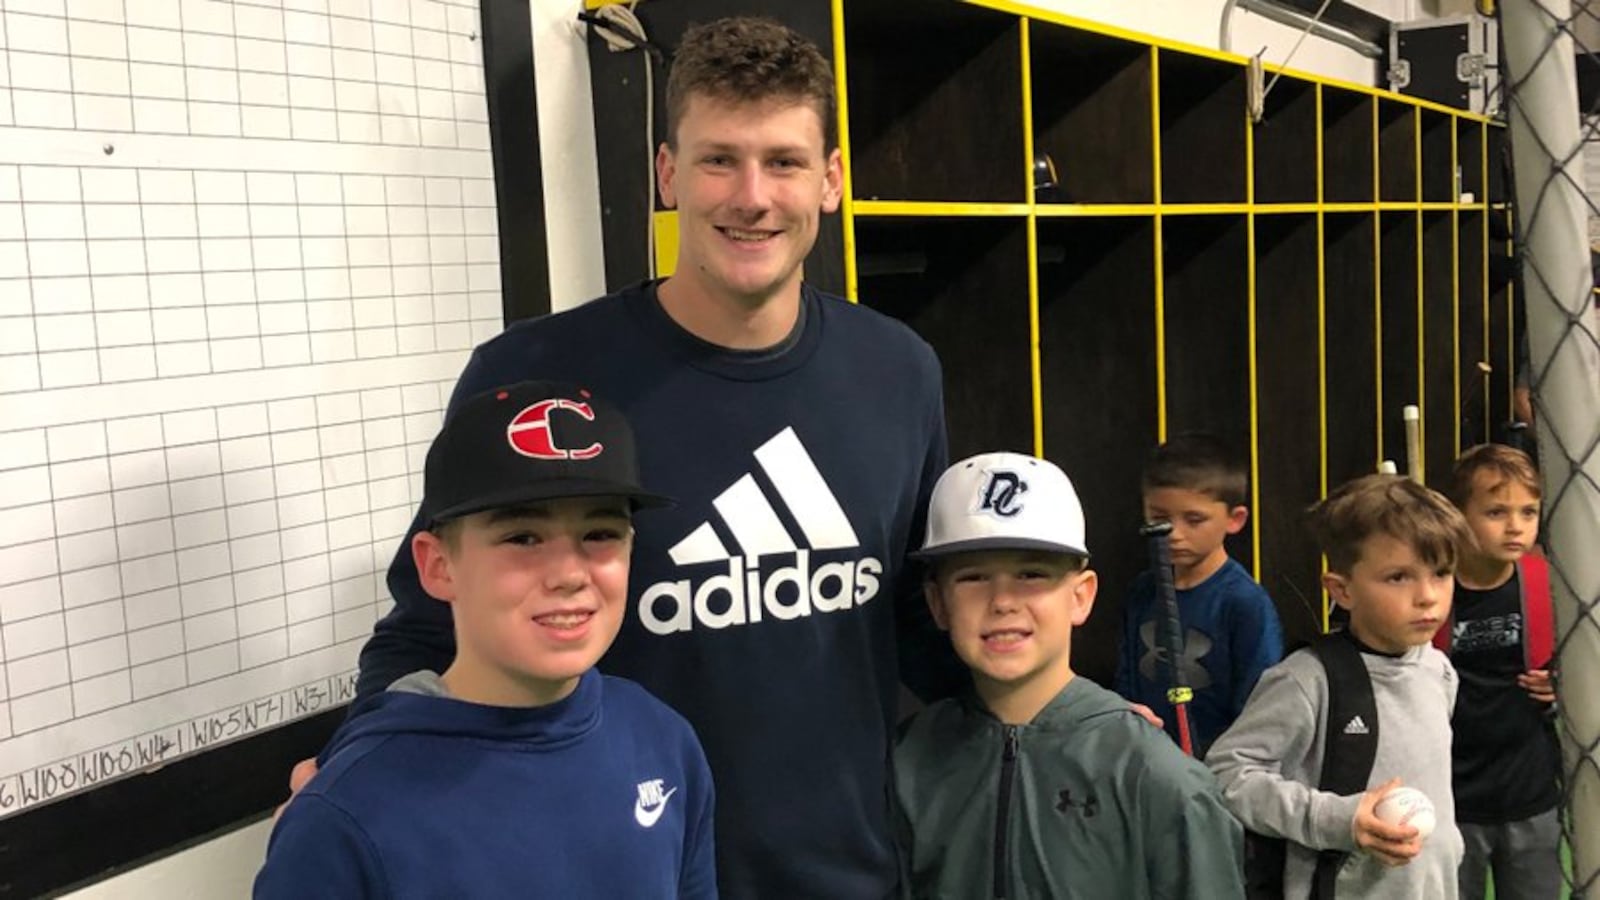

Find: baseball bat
[1140,521,1194,756]
[1403,404,1422,485]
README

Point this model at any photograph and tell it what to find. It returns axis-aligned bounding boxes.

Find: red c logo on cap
[507,399,603,460]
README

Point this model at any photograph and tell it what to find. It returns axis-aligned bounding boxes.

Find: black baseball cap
[420,380,672,525]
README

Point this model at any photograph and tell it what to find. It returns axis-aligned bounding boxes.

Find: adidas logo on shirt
[1343,715,1370,735]
[639,428,882,635]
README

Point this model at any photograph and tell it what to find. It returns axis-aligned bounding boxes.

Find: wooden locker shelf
[1159,53,1249,204]
[1459,208,1490,446]
[1378,210,1422,469]
[841,0,1025,203]
[1161,214,1255,571]
[1254,77,1319,205]
[1254,213,1325,646]
[1421,110,1456,203]
[1029,22,1155,205]
[853,216,1035,460]
[833,0,1511,677]
[1379,99,1420,203]
[1324,90,1376,204]
[1423,210,1458,481]
[1036,215,1159,674]
[1488,126,1510,204]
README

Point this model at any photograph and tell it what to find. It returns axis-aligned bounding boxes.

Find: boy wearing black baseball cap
[256,381,715,899]
[892,452,1242,899]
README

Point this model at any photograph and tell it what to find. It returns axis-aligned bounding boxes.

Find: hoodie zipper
[993,725,1019,899]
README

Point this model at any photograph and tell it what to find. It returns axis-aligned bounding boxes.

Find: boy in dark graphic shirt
[1438,444,1561,900]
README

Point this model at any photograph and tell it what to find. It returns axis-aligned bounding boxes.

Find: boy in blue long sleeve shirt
[1115,433,1283,756]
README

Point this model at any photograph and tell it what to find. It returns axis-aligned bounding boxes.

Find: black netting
[1496,2,1600,896]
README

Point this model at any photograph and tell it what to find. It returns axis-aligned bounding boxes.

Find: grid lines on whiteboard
[0,0,490,150]
[0,161,503,393]
[0,378,452,738]
[0,0,503,816]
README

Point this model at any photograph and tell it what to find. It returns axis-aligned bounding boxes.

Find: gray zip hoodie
[895,675,1244,899]
[1206,642,1462,899]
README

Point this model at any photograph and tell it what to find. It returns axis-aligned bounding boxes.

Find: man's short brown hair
[665,17,837,149]
[1309,474,1473,575]
[1447,443,1542,509]
[1141,432,1249,509]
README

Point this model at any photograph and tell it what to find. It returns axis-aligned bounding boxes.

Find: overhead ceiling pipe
[1222,0,1386,58]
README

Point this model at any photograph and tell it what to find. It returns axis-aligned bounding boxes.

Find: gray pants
[1458,809,1564,900]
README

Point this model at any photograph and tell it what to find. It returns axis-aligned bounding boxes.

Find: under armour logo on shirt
[1056,789,1098,818]
[1137,621,1214,690]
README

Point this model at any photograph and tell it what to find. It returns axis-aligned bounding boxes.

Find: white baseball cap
[914,451,1089,560]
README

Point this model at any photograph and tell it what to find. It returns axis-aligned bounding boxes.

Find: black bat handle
[1139,522,1186,691]
[1140,520,1196,754]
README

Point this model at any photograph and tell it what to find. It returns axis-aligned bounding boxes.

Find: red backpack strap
[1519,553,1555,670]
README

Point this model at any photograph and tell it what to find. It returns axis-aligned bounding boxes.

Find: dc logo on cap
[977,470,1027,518]
[507,399,603,460]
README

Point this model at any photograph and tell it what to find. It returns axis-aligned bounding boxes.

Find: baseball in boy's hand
[1373,786,1436,840]
[1353,778,1422,866]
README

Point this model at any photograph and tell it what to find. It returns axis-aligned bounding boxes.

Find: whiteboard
[0,0,500,818]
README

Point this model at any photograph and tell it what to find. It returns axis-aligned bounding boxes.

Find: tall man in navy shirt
[287,17,959,899]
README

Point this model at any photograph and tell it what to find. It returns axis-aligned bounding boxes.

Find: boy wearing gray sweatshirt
[1208,475,1473,899]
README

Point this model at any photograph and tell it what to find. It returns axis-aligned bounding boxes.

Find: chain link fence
[1496,1,1600,895]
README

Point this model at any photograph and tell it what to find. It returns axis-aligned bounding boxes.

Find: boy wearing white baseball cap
[892,452,1243,899]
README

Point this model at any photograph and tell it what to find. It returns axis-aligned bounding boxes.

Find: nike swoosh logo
[634,786,679,828]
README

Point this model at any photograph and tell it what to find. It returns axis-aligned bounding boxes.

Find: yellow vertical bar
[1027,214,1043,457]
[1451,118,1462,458]
[830,0,858,302]
[1152,46,1167,442]
[1373,99,1384,468]
[1022,19,1044,457]
[1246,72,1261,580]
[653,211,678,276]
[1482,125,1492,443]
[1315,85,1328,501]
[1316,86,1330,631]
[1497,235,1510,413]
[1414,108,1425,485]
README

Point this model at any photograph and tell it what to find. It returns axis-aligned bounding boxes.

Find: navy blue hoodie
[256,670,716,899]
[355,282,960,898]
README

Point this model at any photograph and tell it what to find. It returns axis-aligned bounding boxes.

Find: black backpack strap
[1307,633,1379,899]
